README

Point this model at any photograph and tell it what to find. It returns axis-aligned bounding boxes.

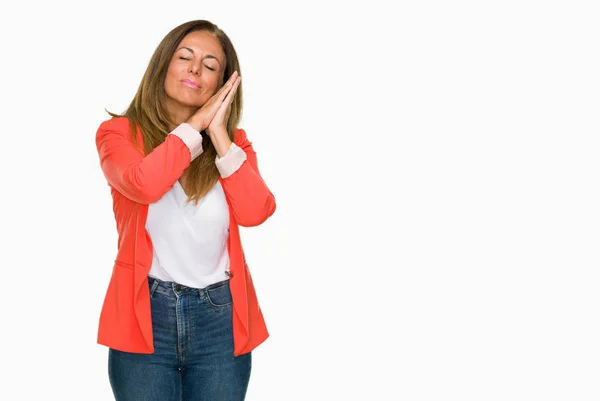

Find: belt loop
[149,277,160,298]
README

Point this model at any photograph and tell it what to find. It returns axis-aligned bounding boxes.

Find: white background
[0,0,599,400]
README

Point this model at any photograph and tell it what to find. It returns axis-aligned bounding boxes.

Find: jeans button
[175,284,182,291]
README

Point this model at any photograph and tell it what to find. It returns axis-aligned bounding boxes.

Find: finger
[217,71,238,95]
[222,76,241,105]
[213,74,238,103]
[202,72,238,120]
[211,78,238,122]
[227,70,239,83]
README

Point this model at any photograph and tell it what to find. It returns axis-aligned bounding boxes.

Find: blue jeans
[108,277,252,401]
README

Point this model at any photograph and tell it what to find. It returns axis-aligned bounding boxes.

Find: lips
[181,79,200,89]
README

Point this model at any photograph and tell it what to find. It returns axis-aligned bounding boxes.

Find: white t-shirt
[145,180,231,288]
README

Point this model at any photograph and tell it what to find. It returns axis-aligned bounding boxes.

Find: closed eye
[205,66,215,71]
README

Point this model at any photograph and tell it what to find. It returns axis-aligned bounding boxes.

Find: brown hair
[108,20,242,204]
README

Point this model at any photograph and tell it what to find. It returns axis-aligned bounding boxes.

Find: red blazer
[95,117,276,356]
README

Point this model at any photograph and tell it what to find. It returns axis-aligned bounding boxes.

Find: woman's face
[164,30,225,113]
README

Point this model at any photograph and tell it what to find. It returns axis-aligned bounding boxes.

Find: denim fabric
[108,277,251,401]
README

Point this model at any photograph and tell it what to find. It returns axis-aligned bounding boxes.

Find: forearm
[220,163,276,226]
[209,128,234,158]
[216,130,276,226]
[97,119,203,204]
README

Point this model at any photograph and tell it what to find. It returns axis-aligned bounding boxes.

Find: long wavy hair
[108,20,242,204]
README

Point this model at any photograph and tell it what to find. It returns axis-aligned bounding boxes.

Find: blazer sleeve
[95,118,203,204]
[218,128,276,227]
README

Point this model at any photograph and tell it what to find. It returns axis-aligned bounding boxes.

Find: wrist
[207,126,228,139]
[210,130,233,158]
[186,117,204,132]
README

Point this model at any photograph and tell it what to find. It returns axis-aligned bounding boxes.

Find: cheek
[205,81,220,96]
[164,69,178,95]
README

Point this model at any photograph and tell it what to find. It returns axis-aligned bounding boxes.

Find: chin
[176,96,205,109]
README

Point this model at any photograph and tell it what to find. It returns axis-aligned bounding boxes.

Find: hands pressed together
[186,71,241,141]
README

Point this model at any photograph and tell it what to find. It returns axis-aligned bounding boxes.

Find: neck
[165,99,198,131]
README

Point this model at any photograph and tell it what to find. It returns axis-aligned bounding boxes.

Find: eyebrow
[177,46,221,65]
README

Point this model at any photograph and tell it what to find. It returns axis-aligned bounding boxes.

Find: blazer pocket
[114,259,135,270]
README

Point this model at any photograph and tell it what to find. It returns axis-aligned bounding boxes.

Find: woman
[95,19,276,400]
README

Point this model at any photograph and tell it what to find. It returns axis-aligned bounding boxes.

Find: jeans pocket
[206,281,232,308]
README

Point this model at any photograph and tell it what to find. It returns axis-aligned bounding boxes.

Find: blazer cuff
[215,142,247,178]
[169,123,204,160]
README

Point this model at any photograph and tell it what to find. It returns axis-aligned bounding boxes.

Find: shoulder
[96,117,135,148]
[95,117,139,152]
[97,116,130,133]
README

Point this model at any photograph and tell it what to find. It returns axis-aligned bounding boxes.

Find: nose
[189,62,201,76]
